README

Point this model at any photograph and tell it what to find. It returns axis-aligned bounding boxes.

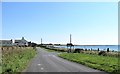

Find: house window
[15,42,19,43]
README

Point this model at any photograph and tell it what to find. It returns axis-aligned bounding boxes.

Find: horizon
[2,2,118,45]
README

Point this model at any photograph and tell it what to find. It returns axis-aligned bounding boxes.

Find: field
[58,53,120,74]
[1,46,36,73]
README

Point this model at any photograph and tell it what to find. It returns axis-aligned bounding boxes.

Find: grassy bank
[58,53,119,74]
[0,55,2,74]
[2,47,36,73]
[0,66,1,73]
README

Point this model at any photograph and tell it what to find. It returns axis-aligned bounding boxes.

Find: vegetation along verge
[2,47,37,73]
[58,53,120,74]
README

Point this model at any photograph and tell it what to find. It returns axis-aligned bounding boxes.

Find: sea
[54,45,119,51]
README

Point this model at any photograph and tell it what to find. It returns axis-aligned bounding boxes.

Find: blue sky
[2,2,118,45]
[2,0,119,2]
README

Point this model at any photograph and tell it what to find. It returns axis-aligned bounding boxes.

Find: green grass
[0,56,2,73]
[2,47,36,73]
[0,66,2,73]
[58,53,119,74]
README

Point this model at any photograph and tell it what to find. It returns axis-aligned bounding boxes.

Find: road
[23,47,107,73]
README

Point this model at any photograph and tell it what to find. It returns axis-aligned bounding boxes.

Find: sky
[2,2,118,45]
[2,0,119,2]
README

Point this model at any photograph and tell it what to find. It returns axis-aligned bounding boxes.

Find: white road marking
[38,64,41,66]
[41,67,44,70]
[48,54,56,57]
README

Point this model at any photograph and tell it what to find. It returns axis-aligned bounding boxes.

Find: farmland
[1,47,36,73]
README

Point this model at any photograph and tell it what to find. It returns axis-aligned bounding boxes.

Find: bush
[98,51,107,56]
[85,49,87,51]
[59,50,65,52]
[73,48,83,53]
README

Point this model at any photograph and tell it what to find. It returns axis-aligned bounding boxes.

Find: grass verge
[58,53,119,74]
[0,66,2,73]
[2,47,36,73]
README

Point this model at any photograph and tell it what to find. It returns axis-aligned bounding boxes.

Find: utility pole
[67,34,73,53]
[70,34,72,44]
[70,34,72,52]
[41,38,42,45]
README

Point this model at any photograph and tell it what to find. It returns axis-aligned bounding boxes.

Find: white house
[0,39,13,46]
[14,37,28,46]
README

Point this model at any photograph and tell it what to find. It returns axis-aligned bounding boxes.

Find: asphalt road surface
[23,47,108,73]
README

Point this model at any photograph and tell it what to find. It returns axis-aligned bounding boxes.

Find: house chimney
[22,37,24,40]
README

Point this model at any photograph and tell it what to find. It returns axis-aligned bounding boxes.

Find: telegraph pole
[70,34,72,44]
[67,34,73,53]
[41,38,42,45]
[70,34,72,52]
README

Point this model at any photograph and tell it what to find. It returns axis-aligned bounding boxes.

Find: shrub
[85,49,87,51]
[73,48,83,53]
[98,51,107,56]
